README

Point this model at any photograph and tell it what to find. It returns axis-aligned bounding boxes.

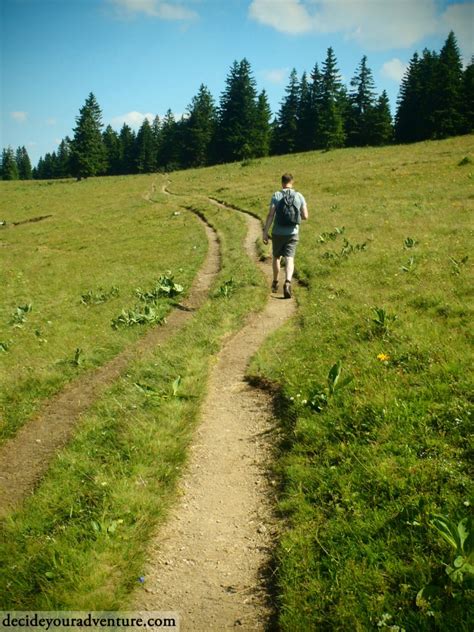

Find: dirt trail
[132,199,295,630]
[0,184,220,518]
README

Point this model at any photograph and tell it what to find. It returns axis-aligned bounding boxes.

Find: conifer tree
[119,124,136,174]
[296,72,314,151]
[182,84,217,167]
[152,115,161,164]
[462,57,474,133]
[371,91,393,145]
[158,110,180,170]
[56,137,72,178]
[319,47,346,149]
[273,69,300,154]
[71,93,107,179]
[416,49,440,139]
[218,59,259,162]
[1,147,19,180]
[308,62,324,149]
[395,52,422,142]
[40,152,58,179]
[347,56,376,146]
[254,90,272,157]
[103,125,121,175]
[15,146,32,179]
[135,118,157,173]
[433,31,464,137]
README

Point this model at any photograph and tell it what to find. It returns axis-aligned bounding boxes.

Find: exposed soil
[0,183,220,517]
[132,199,296,631]
[11,214,53,226]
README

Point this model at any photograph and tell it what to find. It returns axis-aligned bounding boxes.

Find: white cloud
[441,3,474,62]
[381,58,407,82]
[46,117,57,126]
[108,0,197,20]
[249,0,312,34]
[110,111,155,128]
[11,111,27,123]
[248,0,473,55]
[261,67,289,84]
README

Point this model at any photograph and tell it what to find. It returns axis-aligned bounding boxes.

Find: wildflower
[138,576,145,583]
[377,353,390,362]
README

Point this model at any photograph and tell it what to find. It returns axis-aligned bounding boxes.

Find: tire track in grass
[132,196,296,630]
[0,181,220,518]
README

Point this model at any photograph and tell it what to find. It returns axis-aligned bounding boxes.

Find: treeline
[1,31,472,181]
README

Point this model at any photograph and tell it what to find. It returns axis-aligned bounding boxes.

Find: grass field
[170,136,474,630]
[0,176,207,441]
[1,136,473,629]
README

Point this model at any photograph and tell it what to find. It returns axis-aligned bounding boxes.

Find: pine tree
[182,84,217,167]
[15,146,32,179]
[135,118,157,173]
[319,47,346,149]
[103,125,121,175]
[296,72,314,151]
[433,31,464,137]
[254,90,272,157]
[34,157,44,180]
[56,137,72,178]
[119,124,136,174]
[395,52,422,142]
[417,49,439,139]
[152,115,161,165]
[218,59,259,162]
[347,56,376,146]
[40,152,58,179]
[70,92,107,180]
[370,91,393,145]
[308,62,324,149]
[1,147,19,180]
[158,109,180,170]
[462,57,474,133]
[273,69,300,154]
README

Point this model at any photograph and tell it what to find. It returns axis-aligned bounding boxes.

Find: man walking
[262,173,308,298]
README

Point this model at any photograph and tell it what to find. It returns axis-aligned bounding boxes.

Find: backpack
[275,189,301,226]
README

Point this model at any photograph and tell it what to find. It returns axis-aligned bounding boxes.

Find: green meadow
[1,135,473,630]
[0,176,207,441]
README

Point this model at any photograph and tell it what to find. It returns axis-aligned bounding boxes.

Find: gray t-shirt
[270,189,306,236]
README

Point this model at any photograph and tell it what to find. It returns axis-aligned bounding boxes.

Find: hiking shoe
[271,280,279,293]
[283,281,292,299]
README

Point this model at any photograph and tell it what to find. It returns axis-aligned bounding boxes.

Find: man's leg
[272,256,281,282]
[285,256,294,282]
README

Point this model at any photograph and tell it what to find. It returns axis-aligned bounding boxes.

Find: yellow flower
[377,353,390,362]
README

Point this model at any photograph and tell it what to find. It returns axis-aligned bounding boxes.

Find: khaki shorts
[271,233,299,258]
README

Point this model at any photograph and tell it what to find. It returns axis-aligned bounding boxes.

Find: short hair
[281,172,294,186]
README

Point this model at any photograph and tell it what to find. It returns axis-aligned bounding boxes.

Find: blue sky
[1,0,473,165]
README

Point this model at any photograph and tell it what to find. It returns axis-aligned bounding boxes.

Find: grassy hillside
[0,176,207,441]
[170,135,474,630]
[0,194,267,609]
[1,136,472,629]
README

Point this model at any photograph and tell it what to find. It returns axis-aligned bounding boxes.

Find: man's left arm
[300,194,309,220]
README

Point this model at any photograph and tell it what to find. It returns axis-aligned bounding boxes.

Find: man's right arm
[263,204,275,244]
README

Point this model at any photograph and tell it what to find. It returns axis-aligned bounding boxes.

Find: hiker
[262,172,308,298]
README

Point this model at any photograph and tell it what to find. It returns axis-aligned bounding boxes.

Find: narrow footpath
[132,197,296,630]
